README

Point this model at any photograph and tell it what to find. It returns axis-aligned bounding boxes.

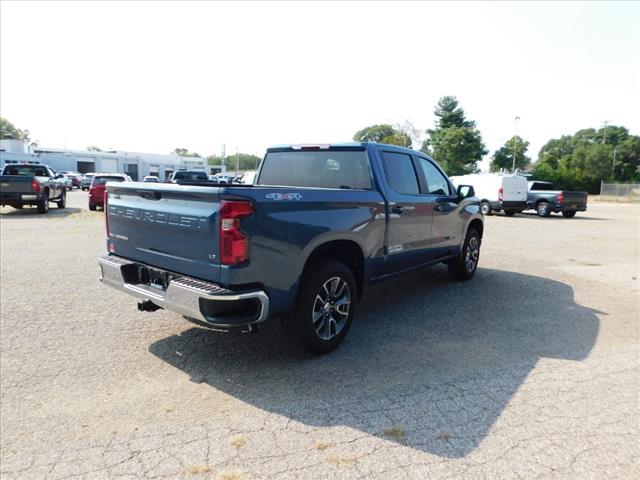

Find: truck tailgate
[0,176,34,193]
[106,182,223,282]
[562,191,588,206]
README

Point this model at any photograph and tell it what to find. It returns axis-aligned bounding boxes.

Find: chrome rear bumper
[98,255,269,328]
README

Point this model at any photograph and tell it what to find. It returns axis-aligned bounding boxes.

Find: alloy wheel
[312,277,351,340]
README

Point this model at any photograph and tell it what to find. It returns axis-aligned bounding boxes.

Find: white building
[0,139,211,181]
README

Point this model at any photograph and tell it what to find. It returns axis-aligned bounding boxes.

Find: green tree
[353,124,412,147]
[0,117,30,140]
[421,96,487,175]
[213,153,262,172]
[353,124,395,143]
[537,135,574,170]
[173,147,201,157]
[87,145,103,152]
[532,124,639,193]
[490,136,531,172]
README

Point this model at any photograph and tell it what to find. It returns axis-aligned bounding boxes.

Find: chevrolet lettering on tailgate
[108,205,208,230]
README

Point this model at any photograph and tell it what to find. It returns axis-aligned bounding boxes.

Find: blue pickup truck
[99,143,483,354]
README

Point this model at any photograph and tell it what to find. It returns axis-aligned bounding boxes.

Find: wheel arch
[300,239,365,301]
[468,218,484,239]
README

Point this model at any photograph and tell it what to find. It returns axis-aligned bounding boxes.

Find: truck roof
[266,142,418,154]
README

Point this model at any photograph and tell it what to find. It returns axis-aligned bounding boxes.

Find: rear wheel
[281,258,356,355]
[480,201,492,215]
[562,210,576,218]
[37,192,49,214]
[537,202,551,217]
[448,227,481,281]
[88,203,97,211]
[57,190,66,209]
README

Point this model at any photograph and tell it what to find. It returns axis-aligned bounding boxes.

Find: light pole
[512,116,520,173]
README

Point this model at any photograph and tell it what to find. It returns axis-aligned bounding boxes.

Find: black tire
[536,202,551,217]
[281,258,356,355]
[57,190,66,209]
[37,191,49,214]
[448,227,481,281]
[504,210,516,217]
[480,201,492,216]
[88,203,97,211]
[562,210,576,218]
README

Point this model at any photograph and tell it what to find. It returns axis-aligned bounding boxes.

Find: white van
[450,173,528,216]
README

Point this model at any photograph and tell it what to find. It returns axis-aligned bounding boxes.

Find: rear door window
[381,152,420,195]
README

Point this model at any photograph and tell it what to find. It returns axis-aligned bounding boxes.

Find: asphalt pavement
[1,191,638,479]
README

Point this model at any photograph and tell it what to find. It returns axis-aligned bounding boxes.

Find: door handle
[391,205,405,214]
[434,202,456,212]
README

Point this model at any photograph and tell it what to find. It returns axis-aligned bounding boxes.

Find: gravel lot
[1,191,638,480]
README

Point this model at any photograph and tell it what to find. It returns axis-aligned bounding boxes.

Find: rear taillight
[498,187,503,202]
[556,192,564,203]
[31,180,40,192]
[220,200,253,266]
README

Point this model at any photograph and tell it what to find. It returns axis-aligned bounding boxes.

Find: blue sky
[1,1,638,169]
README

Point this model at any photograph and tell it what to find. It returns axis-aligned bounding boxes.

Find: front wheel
[448,227,481,281]
[281,258,356,355]
[562,210,576,218]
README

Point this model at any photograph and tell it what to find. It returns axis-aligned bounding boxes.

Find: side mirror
[457,185,475,199]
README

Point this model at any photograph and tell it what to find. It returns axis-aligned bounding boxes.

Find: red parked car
[89,174,130,211]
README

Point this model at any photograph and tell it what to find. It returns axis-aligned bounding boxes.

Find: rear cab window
[174,171,208,181]
[94,176,126,185]
[531,182,555,191]
[257,150,372,189]
[3,165,50,176]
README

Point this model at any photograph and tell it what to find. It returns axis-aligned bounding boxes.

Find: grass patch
[186,465,212,475]
[218,472,245,480]
[230,435,247,448]
[327,454,357,466]
[382,426,406,440]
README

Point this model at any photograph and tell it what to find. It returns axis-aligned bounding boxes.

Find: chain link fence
[600,182,640,201]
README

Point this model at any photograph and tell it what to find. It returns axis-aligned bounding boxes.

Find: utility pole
[611,146,617,180]
[512,116,520,173]
[602,120,609,144]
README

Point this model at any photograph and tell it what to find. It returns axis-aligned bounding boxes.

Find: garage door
[100,158,118,173]
[77,161,95,174]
